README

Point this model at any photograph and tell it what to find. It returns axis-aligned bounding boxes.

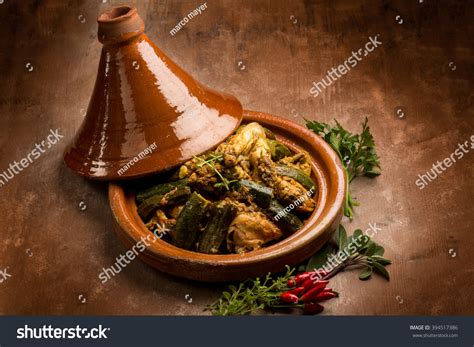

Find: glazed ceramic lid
[64,6,243,180]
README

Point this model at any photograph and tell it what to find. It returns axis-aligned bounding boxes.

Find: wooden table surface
[0,0,472,315]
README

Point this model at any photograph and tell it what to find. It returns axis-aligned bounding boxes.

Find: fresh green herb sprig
[208,266,294,316]
[194,154,238,190]
[306,117,381,219]
[305,225,391,281]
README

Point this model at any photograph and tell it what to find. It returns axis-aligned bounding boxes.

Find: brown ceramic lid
[64,5,243,180]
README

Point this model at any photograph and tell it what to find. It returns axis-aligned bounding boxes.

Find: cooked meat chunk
[228,212,283,253]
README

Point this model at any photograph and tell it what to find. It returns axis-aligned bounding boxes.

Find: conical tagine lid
[64,6,243,180]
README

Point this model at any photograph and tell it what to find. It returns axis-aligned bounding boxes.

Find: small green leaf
[372,261,390,280]
[373,245,385,256]
[365,168,381,177]
[305,243,337,272]
[353,229,363,240]
[346,234,353,246]
[359,267,372,280]
[329,132,341,152]
[336,225,348,249]
[305,120,326,134]
[371,255,391,265]
[364,241,377,256]
[352,231,370,252]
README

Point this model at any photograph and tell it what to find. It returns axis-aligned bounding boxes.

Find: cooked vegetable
[137,186,191,220]
[266,200,303,233]
[160,186,191,206]
[137,194,164,220]
[197,202,237,254]
[145,209,176,240]
[172,192,209,250]
[168,205,184,219]
[276,164,315,192]
[137,122,318,255]
[136,179,188,203]
[278,152,312,176]
[238,179,273,208]
[268,140,291,161]
[263,127,276,140]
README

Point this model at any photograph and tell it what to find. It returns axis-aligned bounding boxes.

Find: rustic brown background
[0,0,472,315]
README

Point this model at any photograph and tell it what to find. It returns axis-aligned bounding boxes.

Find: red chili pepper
[301,279,329,291]
[294,272,311,285]
[322,288,337,294]
[313,291,338,302]
[280,292,299,304]
[301,279,312,290]
[300,283,327,302]
[309,272,327,284]
[303,302,324,314]
[285,286,306,297]
[287,278,296,288]
[314,279,329,285]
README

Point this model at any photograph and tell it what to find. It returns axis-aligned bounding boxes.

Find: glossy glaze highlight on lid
[64,6,243,180]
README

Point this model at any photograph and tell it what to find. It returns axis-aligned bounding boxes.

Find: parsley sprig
[306,117,381,219]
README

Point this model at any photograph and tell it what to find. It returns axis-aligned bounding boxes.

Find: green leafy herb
[208,266,294,316]
[305,242,337,271]
[305,225,391,281]
[359,267,373,280]
[194,154,237,190]
[306,117,381,219]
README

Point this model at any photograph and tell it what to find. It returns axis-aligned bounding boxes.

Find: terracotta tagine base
[108,110,346,282]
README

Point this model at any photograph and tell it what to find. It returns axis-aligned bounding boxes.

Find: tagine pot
[64,5,243,180]
[109,110,346,282]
